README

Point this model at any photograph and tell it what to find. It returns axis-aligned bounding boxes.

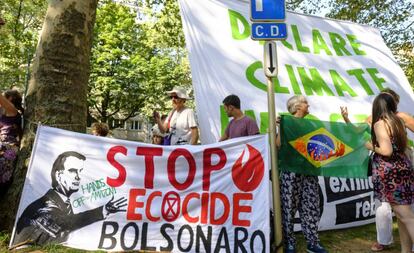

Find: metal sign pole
[268,76,283,253]
[250,0,286,250]
[264,42,283,253]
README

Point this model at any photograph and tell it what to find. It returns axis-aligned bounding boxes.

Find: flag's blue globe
[307,134,335,161]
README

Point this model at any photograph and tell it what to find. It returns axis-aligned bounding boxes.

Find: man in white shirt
[154,86,199,145]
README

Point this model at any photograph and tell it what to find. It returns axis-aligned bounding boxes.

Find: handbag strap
[167,110,176,132]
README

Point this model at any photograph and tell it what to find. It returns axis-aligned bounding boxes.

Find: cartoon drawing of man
[13,151,127,245]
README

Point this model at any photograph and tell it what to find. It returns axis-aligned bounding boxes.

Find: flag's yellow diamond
[289,127,353,168]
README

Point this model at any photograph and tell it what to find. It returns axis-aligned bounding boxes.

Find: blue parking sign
[251,23,287,40]
[250,0,285,21]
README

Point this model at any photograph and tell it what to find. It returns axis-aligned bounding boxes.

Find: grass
[295,221,402,253]
[0,221,403,253]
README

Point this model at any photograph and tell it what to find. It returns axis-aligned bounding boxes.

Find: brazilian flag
[279,115,371,178]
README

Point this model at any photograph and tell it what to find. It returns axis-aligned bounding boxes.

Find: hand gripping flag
[279,115,371,178]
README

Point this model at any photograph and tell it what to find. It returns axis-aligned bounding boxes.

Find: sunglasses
[170,95,180,100]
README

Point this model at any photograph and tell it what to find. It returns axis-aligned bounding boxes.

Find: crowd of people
[1,85,414,253]
[1,8,412,252]
[154,87,414,253]
[150,86,413,253]
[278,92,414,253]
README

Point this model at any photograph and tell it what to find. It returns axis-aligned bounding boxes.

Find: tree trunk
[0,0,98,231]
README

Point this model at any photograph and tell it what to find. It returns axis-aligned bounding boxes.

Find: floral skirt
[0,142,18,187]
[372,153,414,205]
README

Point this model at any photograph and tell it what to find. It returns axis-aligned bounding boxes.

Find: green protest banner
[279,115,370,178]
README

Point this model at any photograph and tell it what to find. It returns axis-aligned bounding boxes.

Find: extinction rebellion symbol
[162,191,180,222]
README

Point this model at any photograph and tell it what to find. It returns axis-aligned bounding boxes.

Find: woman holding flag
[278,95,328,253]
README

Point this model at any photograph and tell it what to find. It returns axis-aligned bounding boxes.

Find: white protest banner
[11,126,270,252]
[178,0,414,144]
[177,0,412,230]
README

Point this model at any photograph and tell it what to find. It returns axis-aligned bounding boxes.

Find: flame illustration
[232,144,264,192]
[310,140,346,161]
[335,142,345,157]
[294,139,307,155]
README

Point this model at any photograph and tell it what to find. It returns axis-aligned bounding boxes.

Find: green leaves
[0,0,47,90]
[7,0,410,129]
[88,0,191,124]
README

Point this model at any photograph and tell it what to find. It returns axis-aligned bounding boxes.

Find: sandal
[371,242,388,252]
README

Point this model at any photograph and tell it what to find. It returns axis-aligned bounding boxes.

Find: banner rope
[23,119,85,135]
[24,119,85,128]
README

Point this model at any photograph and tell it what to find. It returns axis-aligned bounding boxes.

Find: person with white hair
[279,95,328,253]
[153,86,199,145]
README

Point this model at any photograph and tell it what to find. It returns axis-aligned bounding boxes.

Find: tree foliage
[286,0,329,15]
[1,0,412,124]
[88,0,191,125]
[88,0,147,124]
[0,0,98,231]
[0,0,47,90]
